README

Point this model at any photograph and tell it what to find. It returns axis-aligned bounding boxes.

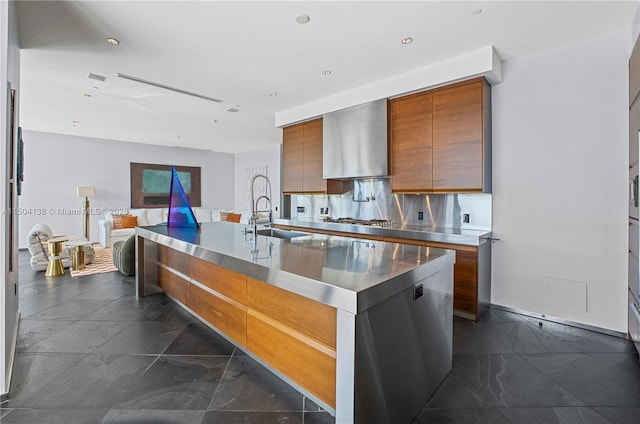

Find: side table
[65,240,95,271]
[45,236,69,277]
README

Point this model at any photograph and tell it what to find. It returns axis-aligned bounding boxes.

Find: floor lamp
[77,186,95,240]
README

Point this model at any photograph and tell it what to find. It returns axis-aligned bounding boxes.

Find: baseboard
[491,304,626,339]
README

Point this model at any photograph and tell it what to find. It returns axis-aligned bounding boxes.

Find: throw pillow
[226,212,242,223]
[112,214,124,229]
[120,215,138,229]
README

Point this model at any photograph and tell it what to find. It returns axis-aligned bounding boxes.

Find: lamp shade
[77,186,95,198]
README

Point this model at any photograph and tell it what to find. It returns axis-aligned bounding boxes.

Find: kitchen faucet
[250,174,273,235]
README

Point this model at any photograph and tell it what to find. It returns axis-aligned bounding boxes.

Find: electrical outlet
[463,213,470,223]
[418,211,424,220]
[297,206,306,213]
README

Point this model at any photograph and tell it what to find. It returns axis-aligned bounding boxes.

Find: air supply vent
[116,73,223,103]
[88,73,106,82]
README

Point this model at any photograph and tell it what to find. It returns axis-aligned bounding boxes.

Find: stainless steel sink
[255,228,307,239]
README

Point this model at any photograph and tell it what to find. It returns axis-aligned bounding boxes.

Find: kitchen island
[135,221,454,424]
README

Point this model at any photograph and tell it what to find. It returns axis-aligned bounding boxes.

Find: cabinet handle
[634,175,639,208]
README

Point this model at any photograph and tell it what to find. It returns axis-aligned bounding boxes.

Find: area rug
[70,246,118,277]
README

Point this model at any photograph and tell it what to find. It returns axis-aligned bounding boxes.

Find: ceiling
[16,1,638,154]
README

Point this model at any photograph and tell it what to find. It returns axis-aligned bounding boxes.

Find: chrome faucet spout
[250,174,273,234]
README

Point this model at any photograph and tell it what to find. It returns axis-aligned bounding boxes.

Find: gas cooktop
[322,217,392,228]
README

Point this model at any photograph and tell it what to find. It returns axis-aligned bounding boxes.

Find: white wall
[234,144,281,217]
[492,28,630,332]
[18,131,235,247]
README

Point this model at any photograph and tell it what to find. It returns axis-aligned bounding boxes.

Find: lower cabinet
[155,243,337,408]
[276,225,490,321]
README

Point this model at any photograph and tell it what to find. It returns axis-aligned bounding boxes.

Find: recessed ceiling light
[177,135,181,139]
[212,119,219,123]
[227,108,239,113]
[401,37,413,45]
[296,14,310,24]
[72,120,80,126]
[88,73,106,82]
[472,9,482,15]
[83,93,92,98]
[106,37,120,45]
[322,70,332,75]
[269,92,278,97]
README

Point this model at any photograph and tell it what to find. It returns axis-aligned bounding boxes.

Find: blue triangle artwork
[167,165,199,228]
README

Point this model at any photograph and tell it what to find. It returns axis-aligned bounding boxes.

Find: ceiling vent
[88,73,106,82]
[116,73,223,103]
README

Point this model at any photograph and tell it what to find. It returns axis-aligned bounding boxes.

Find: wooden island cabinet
[390,77,492,193]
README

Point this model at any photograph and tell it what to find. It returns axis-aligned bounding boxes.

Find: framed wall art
[130,162,201,208]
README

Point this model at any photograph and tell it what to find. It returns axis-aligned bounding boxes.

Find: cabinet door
[283,124,304,193]
[390,93,433,192]
[631,100,640,169]
[302,119,326,193]
[433,80,484,191]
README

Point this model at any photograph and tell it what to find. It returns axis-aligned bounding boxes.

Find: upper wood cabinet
[282,118,351,194]
[390,91,433,192]
[390,77,492,193]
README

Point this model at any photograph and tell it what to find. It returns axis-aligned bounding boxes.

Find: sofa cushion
[112,228,136,238]
[112,214,132,229]
[193,208,213,223]
[146,209,165,225]
[221,212,242,223]
[130,209,149,226]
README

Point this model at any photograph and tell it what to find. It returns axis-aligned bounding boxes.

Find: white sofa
[98,208,252,247]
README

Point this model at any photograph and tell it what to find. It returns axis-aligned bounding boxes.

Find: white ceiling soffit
[15,1,638,153]
[275,45,502,128]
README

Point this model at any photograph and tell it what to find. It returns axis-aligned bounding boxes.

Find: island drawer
[157,245,191,275]
[190,283,247,347]
[191,257,247,304]
[246,309,336,408]
[157,266,190,306]
[247,277,336,349]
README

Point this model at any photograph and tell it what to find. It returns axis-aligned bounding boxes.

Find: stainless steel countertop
[136,222,455,314]
[273,218,491,246]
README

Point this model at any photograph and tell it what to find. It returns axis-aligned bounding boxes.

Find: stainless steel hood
[323,99,388,179]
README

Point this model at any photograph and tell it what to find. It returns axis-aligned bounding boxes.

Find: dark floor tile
[22,353,156,409]
[497,407,610,423]
[8,352,86,406]
[27,298,116,321]
[483,308,540,324]
[592,406,640,422]
[114,356,229,410]
[486,322,580,354]
[96,321,187,354]
[427,353,584,408]
[16,319,75,352]
[163,322,236,356]
[304,411,336,424]
[23,320,128,353]
[452,321,515,354]
[304,396,325,412]
[0,408,108,424]
[208,356,304,412]
[522,352,640,406]
[72,279,135,300]
[536,321,635,353]
[0,408,12,418]
[100,409,205,423]
[414,407,508,424]
[201,410,302,424]
[88,295,193,322]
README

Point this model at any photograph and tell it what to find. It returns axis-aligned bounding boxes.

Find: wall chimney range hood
[322,99,388,179]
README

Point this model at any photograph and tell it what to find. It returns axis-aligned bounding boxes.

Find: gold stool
[45,237,68,277]
[72,246,86,271]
